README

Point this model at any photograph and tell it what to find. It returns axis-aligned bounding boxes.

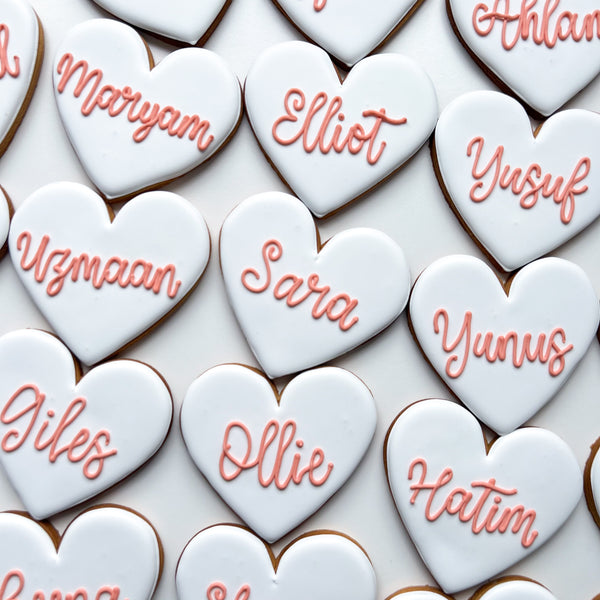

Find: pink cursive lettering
[467,136,590,224]
[473,0,600,49]
[241,239,359,331]
[0,24,19,79]
[219,420,334,489]
[0,384,117,479]
[433,308,573,378]
[272,88,407,165]
[314,0,327,10]
[16,231,182,299]
[408,457,538,548]
[206,583,250,600]
[55,53,214,151]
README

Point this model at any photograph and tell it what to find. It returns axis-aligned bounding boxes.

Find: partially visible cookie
[469,576,557,600]
[584,435,600,530]
[386,587,455,600]
[0,186,13,258]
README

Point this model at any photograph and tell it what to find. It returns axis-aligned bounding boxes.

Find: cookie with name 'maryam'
[9,182,210,365]
[385,399,582,593]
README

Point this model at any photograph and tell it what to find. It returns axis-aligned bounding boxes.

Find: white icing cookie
[8,182,210,365]
[90,0,229,45]
[0,506,161,600]
[448,0,600,116]
[471,578,558,600]
[434,91,600,272]
[271,0,425,67]
[0,187,11,256]
[584,436,600,530]
[385,399,582,594]
[180,364,376,542]
[386,588,455,600]
[0,329,172,519]
[409,255,599,435]
[219,191,411,378]
[176,525,376,600]
[53,19,241,201]
[245,41,437,217]
[0,0,42,156]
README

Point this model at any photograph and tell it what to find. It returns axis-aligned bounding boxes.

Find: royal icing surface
[0,187,10,254]
[448,0,600,115]
[0,506,161,600]
[180,364,376,542]
[385,399,582,593]
[0,0,40,155]
[245,42,437,217]
[271,0,424,67]
[387,589,455,600]
[90,0,229,45]
[409,255,598,434]
[176,525,376,600]
[8,182,210,365]
[434,91,600,271]
[53,19,241,200]
[219,191,411,378]
[473,579,558,600]
[0,329,172,519]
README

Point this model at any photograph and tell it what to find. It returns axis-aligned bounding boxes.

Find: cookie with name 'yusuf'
[9,182,210,365]
[0,0,43,158]
[447,0,600,116]
[180,364,376,542]
[219,191,411,378]
[176,524,376,600]
[469,577,558,600]
[90,0,230,46]
[245,41,437,217]
[384,399,582,593]
[270,0,427,68]
[408,255,599,434]
[433,91,600,272]
[0,506,161,600]
[0,329,172,519]
[53,19,241,201]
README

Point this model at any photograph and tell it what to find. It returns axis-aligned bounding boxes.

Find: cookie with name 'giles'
[447,0,600,116]
[245,41,437,217]
[0,0,43,158]
[0,329,172,519]
[409,255,599,434]
[53,19,241,201]
[90,0,230,45]
[181,364,376,542]
[384,399,582,593]
[469,577,558,600]
[176,524,376,600]
[0,506,161,600]
[434,91,600,272]
[271,0,427,68]
[219,191,411,378]
[9,182,210,365]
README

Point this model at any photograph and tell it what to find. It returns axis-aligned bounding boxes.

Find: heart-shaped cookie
[176,525,376,600]
[470,577,557,600]
[271,0,425,67]
[448,0,600,116]
[180,364,376,542]
[0,329,172,519]
[245,42,437,217]
[53,19,241,201]
[9,182,210,365]
[434,91,600,272]
[409,255,599,434]
[219,191,411,378]
[0,506,161,600]
[0,0,42,157]
[0,187,12,257]
[90,0,230,45]
[385,399,582,593]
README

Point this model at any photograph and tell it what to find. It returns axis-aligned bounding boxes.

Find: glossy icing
[473,578,558,600]
[219,191,411,378]
[8,182,210,365]
[448,0,600,115]
[176,525,376,600]
[52,19,241,200]
[435,91,600,271]
[385,399,582,593]
[409,255,599,434]
[245,42,437,217]
[180,364,376,542]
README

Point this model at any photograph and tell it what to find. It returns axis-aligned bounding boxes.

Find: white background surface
[0,0,599,598]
